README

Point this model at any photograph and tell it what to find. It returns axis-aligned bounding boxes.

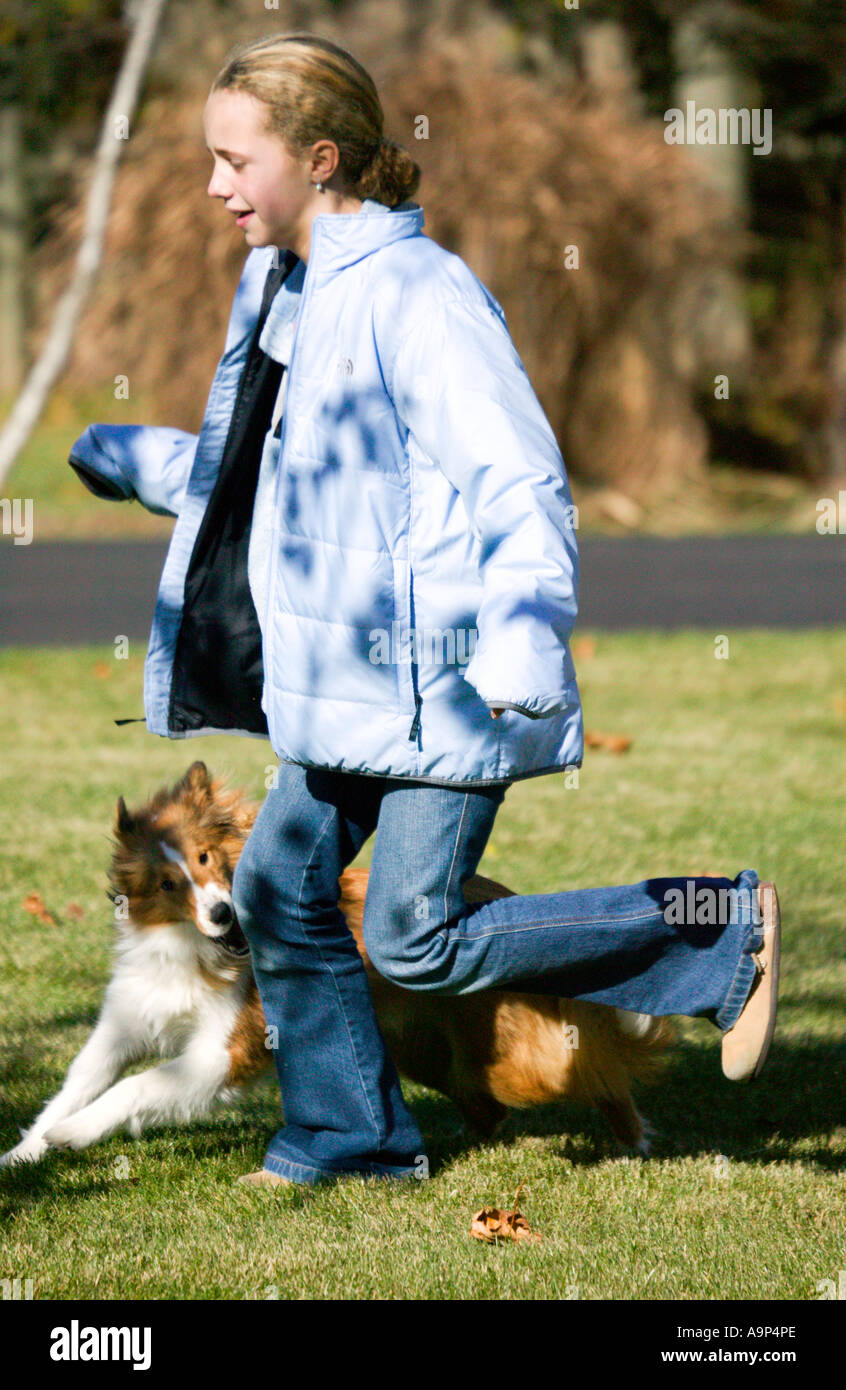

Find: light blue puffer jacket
[69,199,583,786]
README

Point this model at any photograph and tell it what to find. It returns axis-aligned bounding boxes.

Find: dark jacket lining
[168,251,299,734]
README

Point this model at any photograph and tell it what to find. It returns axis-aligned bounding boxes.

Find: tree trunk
[671,9,751,371]
[0,0,169,493]
[0,104,27,398]
[813,168,846,480]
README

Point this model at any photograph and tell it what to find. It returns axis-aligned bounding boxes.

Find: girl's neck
[298,191,364,264]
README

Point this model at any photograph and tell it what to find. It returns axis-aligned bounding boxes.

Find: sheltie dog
[1,761,670,1167]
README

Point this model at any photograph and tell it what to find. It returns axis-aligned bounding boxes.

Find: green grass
[0,633,844,1299]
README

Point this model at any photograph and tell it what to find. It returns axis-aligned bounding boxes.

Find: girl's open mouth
[236,211,253,227]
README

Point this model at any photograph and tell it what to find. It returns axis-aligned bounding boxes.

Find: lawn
[0,633,843,1300]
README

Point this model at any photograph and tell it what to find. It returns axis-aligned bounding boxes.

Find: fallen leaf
[22,891,56,925]
[585,730,632,753]
[572,636,597,661]
[469,1182,542,1244]
[65,903,85,919]
[832,695,846,717]
[92,662,112,679]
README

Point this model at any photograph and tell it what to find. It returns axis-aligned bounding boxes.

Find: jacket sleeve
[68,424,198,518]
[390,294,579,717]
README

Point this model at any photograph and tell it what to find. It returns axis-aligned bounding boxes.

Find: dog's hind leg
[0,1013,144,1166]
[453,1090,509,1141]
[597,1095,654,1157]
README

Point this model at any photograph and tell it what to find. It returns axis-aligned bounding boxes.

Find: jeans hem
[262,1152,426,1186]
[714,869,763,1032]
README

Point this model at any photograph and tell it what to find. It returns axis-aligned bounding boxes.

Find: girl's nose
[207,167,230,199]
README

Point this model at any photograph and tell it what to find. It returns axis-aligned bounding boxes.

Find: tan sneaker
[721,882,780,1082]
[235,1169,292,1188]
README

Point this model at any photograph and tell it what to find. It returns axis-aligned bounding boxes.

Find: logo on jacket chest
[336,355,354,377]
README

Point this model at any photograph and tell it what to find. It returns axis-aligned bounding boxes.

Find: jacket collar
[259,199,424,362]
[308,197,425,274]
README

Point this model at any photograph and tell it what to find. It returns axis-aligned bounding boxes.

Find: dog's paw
[615,1116,659,1159]
[43,1121,87,1151]
[0,1136,49,1167]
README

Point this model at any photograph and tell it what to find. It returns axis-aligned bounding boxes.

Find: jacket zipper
[264,257,314,740]
[406,548,421,743]
[408,686,422,742]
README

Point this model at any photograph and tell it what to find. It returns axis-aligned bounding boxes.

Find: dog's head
[107,761,258,956]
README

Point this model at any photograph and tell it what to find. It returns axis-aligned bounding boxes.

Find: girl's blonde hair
[210,32,421,209]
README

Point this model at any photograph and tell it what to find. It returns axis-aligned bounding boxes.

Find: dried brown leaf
[22,891,56,925]
[469,1182,542,1243]
[585,730,632,753]
[572,636,597,661]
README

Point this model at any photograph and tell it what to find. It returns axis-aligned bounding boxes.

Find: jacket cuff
[484,701,541,720]
[463,656,575,719]
[68,428,134,505]
[68,426,134,501]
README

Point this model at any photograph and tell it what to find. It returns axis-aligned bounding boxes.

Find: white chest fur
[109,923,245,1055]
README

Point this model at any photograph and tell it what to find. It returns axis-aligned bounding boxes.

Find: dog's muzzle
[209,903,250,958]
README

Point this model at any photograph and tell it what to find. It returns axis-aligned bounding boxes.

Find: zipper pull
[408,691,422,742]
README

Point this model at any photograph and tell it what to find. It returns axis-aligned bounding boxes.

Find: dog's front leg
[1,1012,143,1166]
[42,1043,231,1153]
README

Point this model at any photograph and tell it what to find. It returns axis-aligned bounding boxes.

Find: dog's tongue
[217,918,250,957]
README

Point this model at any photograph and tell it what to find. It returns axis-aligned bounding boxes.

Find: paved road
[0,535,844,645]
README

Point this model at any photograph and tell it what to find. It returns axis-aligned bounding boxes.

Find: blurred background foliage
[2,0,846,528]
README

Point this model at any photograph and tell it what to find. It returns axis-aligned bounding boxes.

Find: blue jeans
[231,763,763,1185]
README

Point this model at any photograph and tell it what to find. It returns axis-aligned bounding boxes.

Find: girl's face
[203,88,319,257]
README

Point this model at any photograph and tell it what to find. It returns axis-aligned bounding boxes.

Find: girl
[70,32,779,1187]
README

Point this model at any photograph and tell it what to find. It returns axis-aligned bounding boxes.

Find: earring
[315,180,324,192]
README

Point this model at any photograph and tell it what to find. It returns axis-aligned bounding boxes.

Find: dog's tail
[611,1008,674,1082]
[560,999,673,1103]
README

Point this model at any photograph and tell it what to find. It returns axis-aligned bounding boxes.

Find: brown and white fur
[1,761,671,1167]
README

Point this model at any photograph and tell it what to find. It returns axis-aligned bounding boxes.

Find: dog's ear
[115,796,134,835]
[180,761,211,796]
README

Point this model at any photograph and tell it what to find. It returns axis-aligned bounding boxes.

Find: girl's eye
[161,879,177,892]
[198,852,209,865]
[230,161,244,171]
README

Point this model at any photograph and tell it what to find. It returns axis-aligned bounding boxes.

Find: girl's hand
[490,707,504,719]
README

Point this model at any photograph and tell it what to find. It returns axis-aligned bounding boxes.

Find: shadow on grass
[1,1035,843,1210]
[429,1035,845,1174]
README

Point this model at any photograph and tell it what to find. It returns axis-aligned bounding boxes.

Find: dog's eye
[161,878,177,892]
[198,852,209,865]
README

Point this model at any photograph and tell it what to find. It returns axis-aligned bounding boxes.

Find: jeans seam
[444,907,668,940]
[441,792,471,932]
